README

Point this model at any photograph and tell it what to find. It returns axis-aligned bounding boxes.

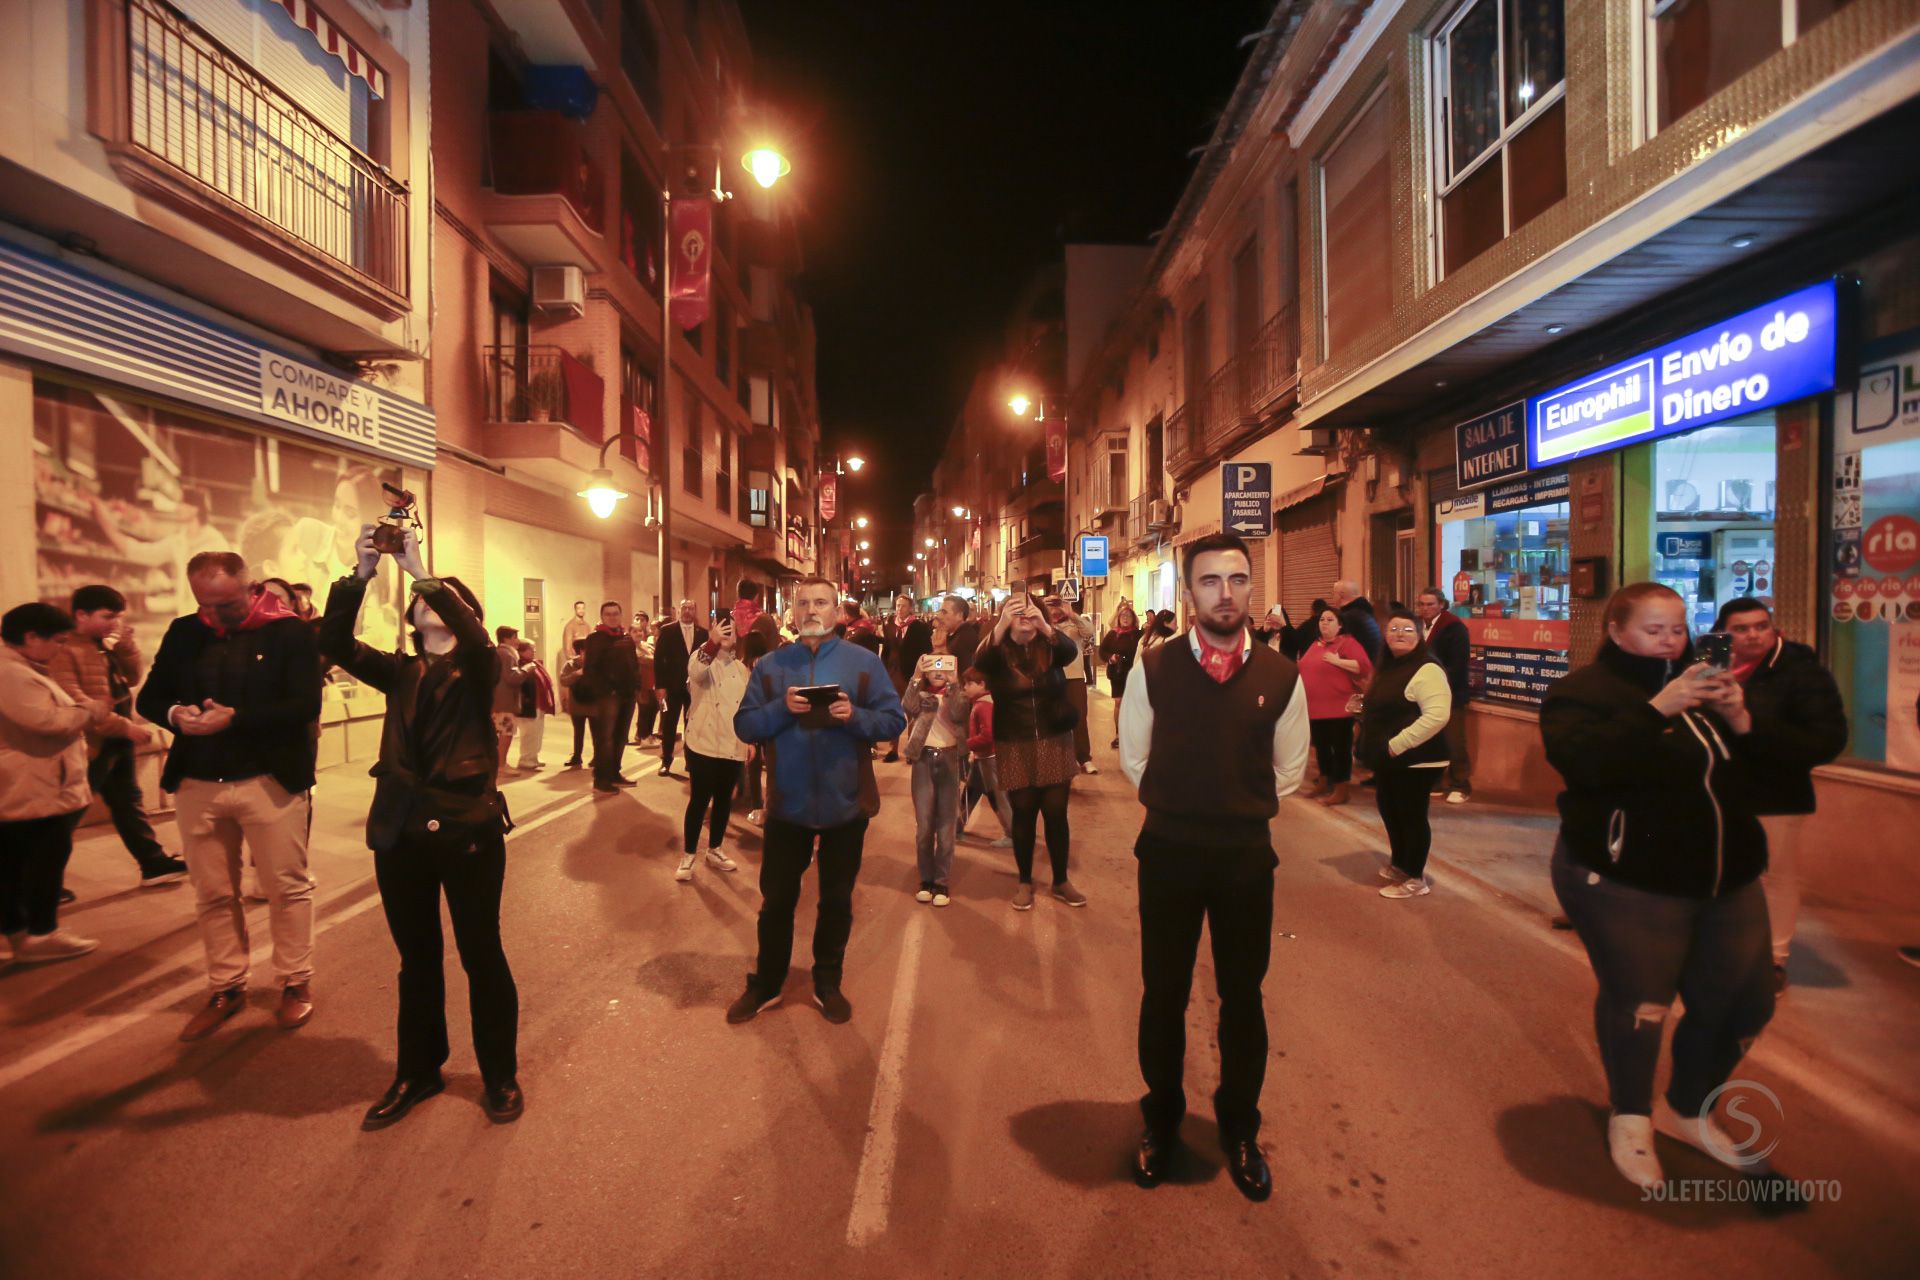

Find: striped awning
[275,0,386,98]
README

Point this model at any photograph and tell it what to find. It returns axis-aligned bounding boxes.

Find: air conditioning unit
[1147,499,1173,530]
[532,265,586,317]
[1298,427,1336,455]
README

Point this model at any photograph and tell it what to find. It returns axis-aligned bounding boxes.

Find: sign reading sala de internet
[1528,280,1838,467]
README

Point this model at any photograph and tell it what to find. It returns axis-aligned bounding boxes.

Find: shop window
[1828,344,1920,772]
[1648,415,1778,633]
[1648,0,1857,135]
[1432,0,1566,278]
[1437,481,1573,625]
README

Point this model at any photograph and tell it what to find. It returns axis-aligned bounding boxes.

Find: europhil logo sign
[1528,280,1839,467]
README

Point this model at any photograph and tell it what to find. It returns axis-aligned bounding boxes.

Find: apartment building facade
[1063,0,1920,909]
[431,0,820,654]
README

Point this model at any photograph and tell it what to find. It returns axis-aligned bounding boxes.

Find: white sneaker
[675,854,696,883]
[1607,1113,1664,1189]
[1082,763,1099,775]
[1445,790,1468,805]
[14,928,99,963]
[932,887,951,908]
[1379,877,1431,899]
[1378,866,1408,883]
[991,837,1013,849]
[1654,1097,1771,1173]
[915,885,934,904]
[704,848,738,873]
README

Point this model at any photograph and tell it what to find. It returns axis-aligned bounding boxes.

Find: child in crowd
[514,640,555,770]
[957,667,1014,849]
[902,651,970,907]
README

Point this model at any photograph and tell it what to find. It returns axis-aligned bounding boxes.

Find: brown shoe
[180,987,246,1042]
[1306,777,1331,798]
[276,983,315,1029]
[1318,783,1351,807]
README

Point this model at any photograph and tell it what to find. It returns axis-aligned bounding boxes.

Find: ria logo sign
[1530,281,1839,467]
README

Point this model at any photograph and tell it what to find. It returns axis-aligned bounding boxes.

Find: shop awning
[275,0,387,98]
[1274,475,1341,514]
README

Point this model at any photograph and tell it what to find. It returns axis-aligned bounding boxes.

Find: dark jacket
[1739,636,1848,815]
[1358,648,1450,771]
[1099,627,1142,676]
[974,630,1081,744]
[1339,597,1384,665]
[883,617,932,676]
[653,620,707,694]
[581,627,641,702]
[944,619,981,671]
[1423,609,1472,702]
[319,575,505,852]
[733,635,907,829]
[136,611,322,796]
[1541,641,1769,899]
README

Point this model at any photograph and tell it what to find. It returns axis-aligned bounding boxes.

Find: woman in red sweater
[1297,604,1373,805]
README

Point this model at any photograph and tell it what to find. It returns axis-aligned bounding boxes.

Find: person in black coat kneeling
[320,524,522,1131]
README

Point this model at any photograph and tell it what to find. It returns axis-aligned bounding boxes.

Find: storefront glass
[1829,341,1920,773]
[31,379,404,720]
[1648,413,1777,633]
[1434,471,1572,706]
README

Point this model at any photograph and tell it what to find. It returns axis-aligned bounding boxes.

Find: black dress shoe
[361,1075,445,1131]
[483,1078,524,1125]
[1132,1129,1175,1188]
[1223,1137,1272,1202]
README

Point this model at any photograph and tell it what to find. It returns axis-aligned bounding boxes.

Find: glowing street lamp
[845,455,866,473]
[860,556,872,566]
[923,537,935,548]
[951,506,969,518]
[854,515,870,529]
[857,540,871,550]
[578,468,630,520]
[741,146,792,190]
[1007,393,1032,417]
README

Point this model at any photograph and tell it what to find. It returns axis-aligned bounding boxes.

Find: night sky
[737,0,1272,585]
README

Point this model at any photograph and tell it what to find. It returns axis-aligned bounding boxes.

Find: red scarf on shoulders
[200,587,295,637]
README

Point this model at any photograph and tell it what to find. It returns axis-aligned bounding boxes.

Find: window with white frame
[1432,0,1566,278]
[1646,0,1859,136]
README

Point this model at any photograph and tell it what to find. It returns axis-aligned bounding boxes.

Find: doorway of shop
[1370,510,1415,609]
[521,578,545,655]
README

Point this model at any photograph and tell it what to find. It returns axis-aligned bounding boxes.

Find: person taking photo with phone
[727,578,906,1026]
[1541,582,1803,1194]
[902,650,970,907]
[676,615,749,883]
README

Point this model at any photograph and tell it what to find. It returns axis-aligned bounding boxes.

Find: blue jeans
[1550,845,1774,1115]
[910,747,962,886]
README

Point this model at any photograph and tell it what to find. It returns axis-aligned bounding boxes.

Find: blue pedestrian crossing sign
[1078,534,1110,578]
[1223,463,1273,538]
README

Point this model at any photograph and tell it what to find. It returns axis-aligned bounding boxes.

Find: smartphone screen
[1697,632,1733,671]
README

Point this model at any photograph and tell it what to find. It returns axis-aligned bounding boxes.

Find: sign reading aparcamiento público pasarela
[258,351,381,449]
[1529,280,1839,468]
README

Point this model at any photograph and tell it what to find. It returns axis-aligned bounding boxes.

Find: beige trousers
[174,776,315,990]
[1760,812,1807,964]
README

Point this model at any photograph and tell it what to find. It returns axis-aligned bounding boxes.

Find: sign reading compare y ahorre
[258,351,382,449]
[1454,400,1528,491]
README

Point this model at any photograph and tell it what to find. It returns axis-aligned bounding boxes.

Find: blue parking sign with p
[1079,534,1109,578]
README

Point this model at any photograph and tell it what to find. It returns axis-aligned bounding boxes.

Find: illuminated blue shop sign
[1528,280,1839,467]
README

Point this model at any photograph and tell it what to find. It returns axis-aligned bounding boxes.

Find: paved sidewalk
[1303,781,1920,1122]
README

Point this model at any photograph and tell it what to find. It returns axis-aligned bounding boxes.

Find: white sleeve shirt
[1119,628,1311,799]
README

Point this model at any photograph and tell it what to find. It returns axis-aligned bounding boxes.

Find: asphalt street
[0,695,1915,1280]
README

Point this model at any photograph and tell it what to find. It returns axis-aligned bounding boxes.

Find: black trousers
[1308,717,1355,784]
[752,816,868,993]
[683,750,743,853]
[660,686,692,769]
[1374,765,1436,877]
[373,827,519,1085]
[591,695,635,785]
[88,739,164,866]
[569,713,589,763]
[1135,832,1275,1142]
[1064,679,1092,764]
[1008,783,1071,884]
[0,810,83,935]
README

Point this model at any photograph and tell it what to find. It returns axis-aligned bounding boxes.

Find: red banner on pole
[624,404,651,470]
[668,199,712,331]
[818,474,838,523]
[1045,414,1067,483]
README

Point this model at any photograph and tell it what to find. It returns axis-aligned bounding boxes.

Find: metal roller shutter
[1247,535,1269,619]
[1279,494,1338,623]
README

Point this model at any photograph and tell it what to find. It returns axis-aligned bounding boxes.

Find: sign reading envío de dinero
[1528,279,1839,468]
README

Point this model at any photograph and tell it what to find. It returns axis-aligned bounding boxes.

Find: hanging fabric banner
[669,199,713,331]
[818,474,838,523]
[1045,414,1067,483]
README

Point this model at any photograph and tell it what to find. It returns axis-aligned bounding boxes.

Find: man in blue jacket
[729,576,906,1025]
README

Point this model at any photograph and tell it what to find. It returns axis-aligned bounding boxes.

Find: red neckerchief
[1732,657,1764,684]
[1194,632,1245,685]
[594,623,627,637]
[199,588,295,637]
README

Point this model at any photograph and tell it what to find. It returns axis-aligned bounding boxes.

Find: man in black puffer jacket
[1715,598,1848,991]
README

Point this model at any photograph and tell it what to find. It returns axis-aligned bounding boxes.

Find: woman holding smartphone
[1541,582,1787,1192]
[974,593,1085,911]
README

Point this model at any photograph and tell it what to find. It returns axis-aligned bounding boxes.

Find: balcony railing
[488,111,606,232]
[123,0,409,299]
[1166,403,1195,470]
[1167,307,1301,473]
[484,345,603,439]
[1245,304,1300,410]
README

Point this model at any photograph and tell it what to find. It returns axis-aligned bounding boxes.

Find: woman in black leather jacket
[320,525,521,1132]
[1540,582,1787,1193]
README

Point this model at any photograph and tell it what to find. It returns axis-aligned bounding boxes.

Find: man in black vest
[653,599,707,778]
[1117,532,1310,1202]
